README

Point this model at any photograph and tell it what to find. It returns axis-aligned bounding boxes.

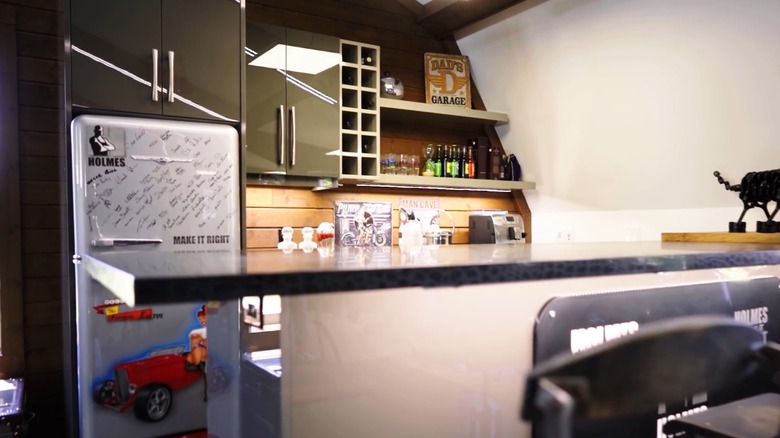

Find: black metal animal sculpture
[714,170,780,232]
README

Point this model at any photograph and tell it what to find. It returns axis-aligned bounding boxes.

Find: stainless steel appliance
[468,213,526,244]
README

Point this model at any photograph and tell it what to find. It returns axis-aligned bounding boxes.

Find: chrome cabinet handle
[167,50,175,103]
[152,48,159,102]
[290,106,296,166]
[278,105,285,165]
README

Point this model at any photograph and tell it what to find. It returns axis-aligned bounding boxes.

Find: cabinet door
[284,29,340,178]
[71,0,162,115]
[161,0,240,122]
[245,22,287,175]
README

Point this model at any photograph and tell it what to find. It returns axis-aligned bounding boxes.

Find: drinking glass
[399,154,409,175]
[409,155,420,175]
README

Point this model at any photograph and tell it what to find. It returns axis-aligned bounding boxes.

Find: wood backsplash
[246,185,528,248]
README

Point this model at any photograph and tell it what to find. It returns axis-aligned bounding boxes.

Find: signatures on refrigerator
[87,200,101,216]
[125,190,139,203]
[85,130,235,237]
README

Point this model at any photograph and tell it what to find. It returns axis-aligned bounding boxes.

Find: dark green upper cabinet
[71,0,240,122]
[245,22,340,178]
[71,0,161,116]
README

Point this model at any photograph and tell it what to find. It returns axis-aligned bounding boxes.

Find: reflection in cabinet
[70,0,240,121]
[246,22,340,178]
[340,40,380,180]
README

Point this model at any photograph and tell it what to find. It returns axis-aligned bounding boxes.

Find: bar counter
[80,242,780,438]
[83,241,780,306]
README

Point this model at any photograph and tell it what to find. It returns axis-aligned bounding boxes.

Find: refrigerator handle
[167,50,175,103]
[290,106,296,166]
[91,238,163,247]
[278,105,285,165]
[152,48,159,102]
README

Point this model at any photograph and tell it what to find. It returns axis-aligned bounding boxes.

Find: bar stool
[664,392,780,437]
[521,316,780,438]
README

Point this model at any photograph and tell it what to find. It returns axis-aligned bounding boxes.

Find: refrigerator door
[70,115,240,437]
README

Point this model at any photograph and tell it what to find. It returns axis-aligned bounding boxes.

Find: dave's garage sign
[424,53,471,108]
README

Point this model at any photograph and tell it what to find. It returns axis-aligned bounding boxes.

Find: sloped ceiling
[394,0,527,38]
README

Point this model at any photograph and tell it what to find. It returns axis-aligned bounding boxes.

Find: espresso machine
[468,213,526,244]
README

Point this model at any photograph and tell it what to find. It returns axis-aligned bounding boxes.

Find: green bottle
[450,144,460,178]
[434,144,443,177]
[424,144,436,175]
[442,145,450,177]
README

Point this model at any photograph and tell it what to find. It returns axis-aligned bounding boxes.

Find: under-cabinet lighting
[354,183,511,193]
[249,44,341,75]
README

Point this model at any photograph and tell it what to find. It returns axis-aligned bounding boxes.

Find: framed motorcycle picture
[334,201,393,247]
[424,53,471,108]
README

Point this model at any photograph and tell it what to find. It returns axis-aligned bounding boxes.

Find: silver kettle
[380,72,404,100]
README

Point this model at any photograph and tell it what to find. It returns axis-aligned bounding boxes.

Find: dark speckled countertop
[82,242,780,306]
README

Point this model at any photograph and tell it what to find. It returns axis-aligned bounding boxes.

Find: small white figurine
[277,226,297,253]
[298,227,317,253]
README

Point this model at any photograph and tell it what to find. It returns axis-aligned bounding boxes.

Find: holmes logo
[87,125,126,167]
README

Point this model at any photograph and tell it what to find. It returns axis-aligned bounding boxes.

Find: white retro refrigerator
[69,115,241,437]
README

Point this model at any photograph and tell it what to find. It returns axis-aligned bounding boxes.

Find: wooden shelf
[662,232,780,244]
[379,98,509,126]
[341,174,535,191]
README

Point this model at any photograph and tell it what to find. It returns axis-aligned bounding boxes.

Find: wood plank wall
[1,0,66,436]
[246,186,519,248]
[0,4,25,379]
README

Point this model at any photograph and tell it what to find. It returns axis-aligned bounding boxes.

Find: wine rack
[340,40,380,180]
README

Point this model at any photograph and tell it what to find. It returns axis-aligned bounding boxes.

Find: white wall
[456,0,780,242]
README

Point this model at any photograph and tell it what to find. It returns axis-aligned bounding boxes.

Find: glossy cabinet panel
[246,23,339,177]
[71,0,161,115]
[70,0,240,121]
[162,0,240,121]
[285,29,340,178]
[245,22,287,175]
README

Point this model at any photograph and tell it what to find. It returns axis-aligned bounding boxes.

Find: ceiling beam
[393,0,426,17]
[418,0,459,21]
[416,0,527,38]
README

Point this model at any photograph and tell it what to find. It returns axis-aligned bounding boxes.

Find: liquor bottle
[499,154,506,180]
[490,146,501,180]
[343,72,355,85]
[462,147,469,179]
[475,137,489,179]
[450,144,460,178]
[361,55,373,65]
[458,145,467,178]
[434,144,443,177]
[442,144,450,177]
[342,114,353,130]
[466,146,475,179]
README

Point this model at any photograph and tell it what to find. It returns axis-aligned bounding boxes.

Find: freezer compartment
[70,114,241,254]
